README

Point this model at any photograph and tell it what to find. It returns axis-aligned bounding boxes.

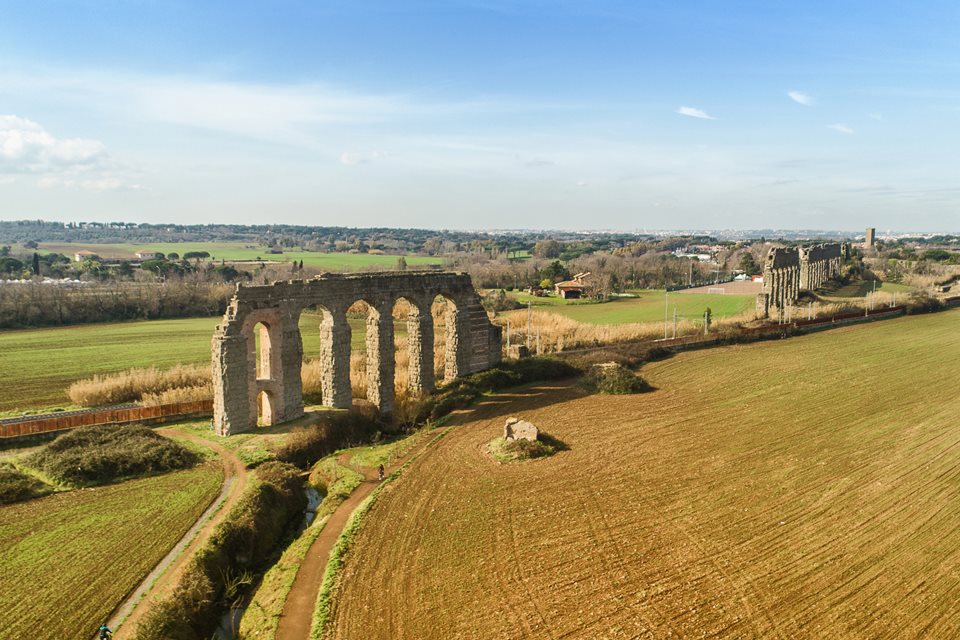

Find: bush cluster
[583,363,652,395]
[905,292,946,315]
[489,436,558,463]
[26,425,199,486]
[0,463,52,504]
[134,461,306,640]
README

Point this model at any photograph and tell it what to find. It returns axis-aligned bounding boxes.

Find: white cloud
[0,114,143,191]
[788,91,813,106]
[675,106,716,120]
[0,115,106,172]
[827,123,854,134]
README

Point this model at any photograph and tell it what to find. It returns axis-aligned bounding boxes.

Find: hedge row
[133,462,306,640]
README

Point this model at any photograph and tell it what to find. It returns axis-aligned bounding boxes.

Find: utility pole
[689,261,693,287]
[526,302,531,349]
[673,307,677,339]
[506,321,511,351]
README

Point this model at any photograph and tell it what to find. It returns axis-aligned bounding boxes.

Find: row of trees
[0,280,234,328]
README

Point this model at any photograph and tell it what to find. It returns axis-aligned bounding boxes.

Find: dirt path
[275,439,432,640]
[106,428,249,640]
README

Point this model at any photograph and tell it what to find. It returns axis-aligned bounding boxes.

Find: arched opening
[431,294,458,384]
[257,390,274,426]
[252,321,272,380]
[346,300,371,401]
[392,297,423,408]
[300,304,332,406]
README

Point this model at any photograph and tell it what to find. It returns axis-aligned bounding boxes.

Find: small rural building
[555,272,599,299]
[135,251,162,260]
[74,250,98,262]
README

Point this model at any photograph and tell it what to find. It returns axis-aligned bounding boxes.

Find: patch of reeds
[68,364,210,407]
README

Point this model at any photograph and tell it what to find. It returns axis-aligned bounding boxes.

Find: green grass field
[35,241,443,271]
[2,312,407,412]
[504,289,754,325]
[0,462,223,640]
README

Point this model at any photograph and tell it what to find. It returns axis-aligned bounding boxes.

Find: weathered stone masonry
[757,243,844,318]
[212,272,502,435]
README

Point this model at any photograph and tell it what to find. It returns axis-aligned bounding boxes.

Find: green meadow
[2,312,403,412]
[505,289,755,325]
[35,241,443,271]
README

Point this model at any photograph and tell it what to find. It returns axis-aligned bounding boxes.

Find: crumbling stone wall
[212,272,502,435]
[799,243,843,291]
[757,242,844,318]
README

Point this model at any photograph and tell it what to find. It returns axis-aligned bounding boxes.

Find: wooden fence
[0,399,213,440]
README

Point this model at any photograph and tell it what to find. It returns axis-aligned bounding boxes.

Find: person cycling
[98,623,113,639]
[377,464,385,482]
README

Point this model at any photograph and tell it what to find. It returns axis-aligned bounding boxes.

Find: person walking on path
[378,464,385,482]
[98,623,113,639]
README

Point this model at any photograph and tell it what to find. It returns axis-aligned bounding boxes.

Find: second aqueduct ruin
[211,272,502,436]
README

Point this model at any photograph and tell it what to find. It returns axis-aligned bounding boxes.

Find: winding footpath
[104,428,249,640]
[275,437,436,640]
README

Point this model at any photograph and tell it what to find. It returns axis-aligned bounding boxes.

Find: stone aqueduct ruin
[211,272,502,436]
[757,242,844,317]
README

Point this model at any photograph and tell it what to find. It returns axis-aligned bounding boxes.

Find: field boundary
[0,400,213,440]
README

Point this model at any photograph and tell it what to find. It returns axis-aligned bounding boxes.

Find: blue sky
[1,0,958,231]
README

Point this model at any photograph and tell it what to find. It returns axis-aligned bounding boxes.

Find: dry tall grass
[68,364,211,407]
[141,385,212,406]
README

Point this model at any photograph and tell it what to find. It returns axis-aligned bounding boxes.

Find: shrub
[487,433,565,463]
[26,425,199,486]
[274,411,383,469]
[905,292,946,315]
[504,356,581,383]
[134,462,306,640]
[0,463,52,504]
[583,363,652,395]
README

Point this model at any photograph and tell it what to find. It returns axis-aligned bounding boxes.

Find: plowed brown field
[327,311,960,639]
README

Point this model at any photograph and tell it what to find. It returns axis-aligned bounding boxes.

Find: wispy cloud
[788,91,813,106]
[339,150,386,166]
[827,123,854,134]
[675,106,716,120]
[867,112,884,121]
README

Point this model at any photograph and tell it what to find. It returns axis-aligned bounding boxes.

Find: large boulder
[504,417,538,442]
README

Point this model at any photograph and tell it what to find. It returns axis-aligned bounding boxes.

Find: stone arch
[212,272,501,435]
[257,389,275,426]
